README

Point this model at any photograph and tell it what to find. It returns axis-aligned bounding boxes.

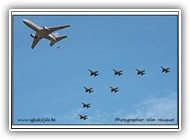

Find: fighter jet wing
[48,25,71,33]
[31,37,41,49]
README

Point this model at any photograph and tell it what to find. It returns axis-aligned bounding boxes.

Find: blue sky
[12,15,178,125]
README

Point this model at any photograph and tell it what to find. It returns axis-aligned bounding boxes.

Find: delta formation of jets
[80,67,170,120]
[23,19,71,49]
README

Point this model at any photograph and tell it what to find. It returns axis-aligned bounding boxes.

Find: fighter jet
[88,69,99,77]
[82,102,91,108]
[109,86,119,93]
[161,66,170,73]
[83,87,93,93]
[79,114,88,120]
[23,19,71,49]
[113,69,123,76]
[136,69,145,76]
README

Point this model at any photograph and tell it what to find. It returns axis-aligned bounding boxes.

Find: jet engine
[30,34,36,38]
[43,26,49,31]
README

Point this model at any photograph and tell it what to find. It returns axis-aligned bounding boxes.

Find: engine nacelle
[43,26,49,31]
[30,34,36,38]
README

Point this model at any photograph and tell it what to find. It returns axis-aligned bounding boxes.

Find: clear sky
[12,14,178,125]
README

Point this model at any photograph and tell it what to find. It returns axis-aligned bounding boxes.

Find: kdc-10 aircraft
[23,19,71,49]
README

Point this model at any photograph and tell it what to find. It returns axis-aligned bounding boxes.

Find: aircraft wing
[48,25,71,33]
[31,37,41,49]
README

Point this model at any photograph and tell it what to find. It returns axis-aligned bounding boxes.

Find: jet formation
[23,19,71,49]
[79,67,171,120]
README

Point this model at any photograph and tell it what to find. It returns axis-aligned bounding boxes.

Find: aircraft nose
[23,19,27,23]
[23,19,29,25]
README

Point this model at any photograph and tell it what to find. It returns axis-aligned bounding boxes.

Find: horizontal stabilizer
[56,35,67,41]
[50,35,68,46]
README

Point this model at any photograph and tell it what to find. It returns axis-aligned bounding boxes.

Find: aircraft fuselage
[23,19,56,42]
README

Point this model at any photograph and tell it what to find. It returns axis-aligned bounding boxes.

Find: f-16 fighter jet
[82,102,91,108]
[88,69,99,77]
[136,69,145,76]
[23,19,71,49]
[79,114,88,120]
[113,69,123,76]
[161,66,170,73]
[83,87,93,93]
[109,86,119,93]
